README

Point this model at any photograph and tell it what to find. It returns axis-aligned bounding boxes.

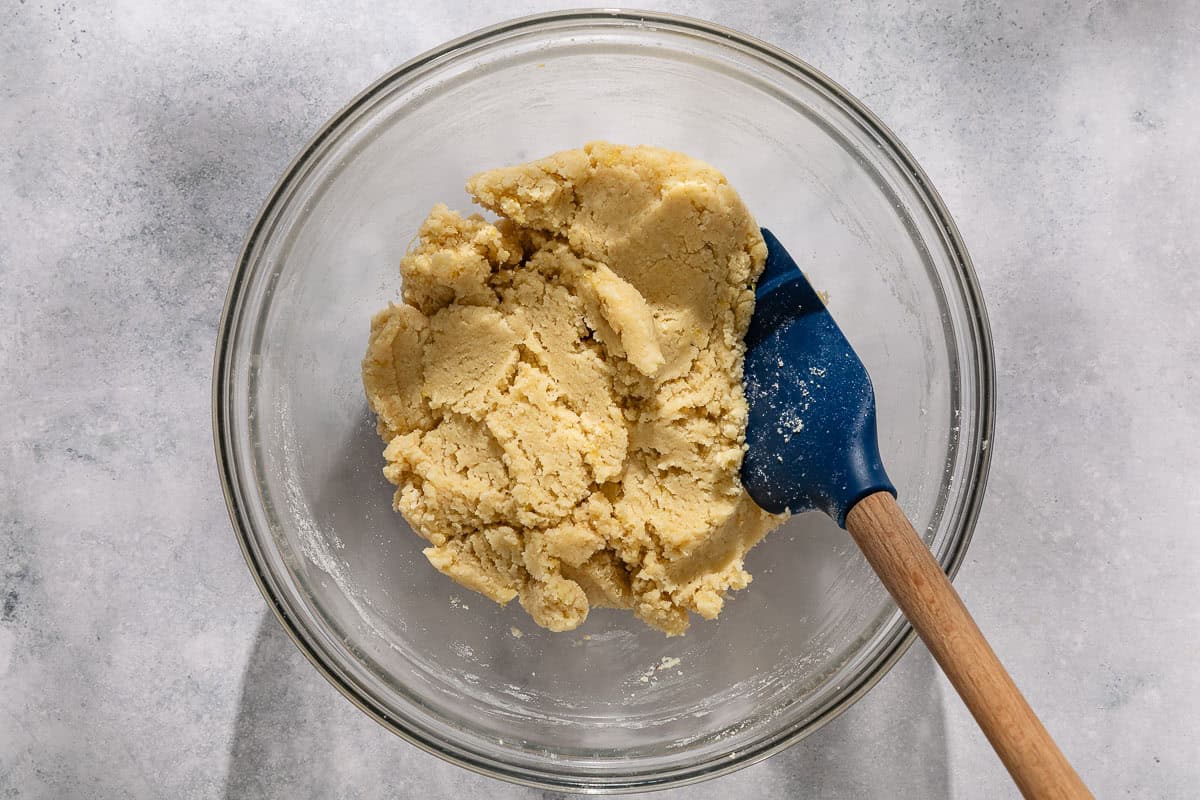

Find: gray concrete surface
[2,1,1197,797]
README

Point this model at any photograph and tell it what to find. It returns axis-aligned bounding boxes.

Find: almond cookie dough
[362,142,782,635]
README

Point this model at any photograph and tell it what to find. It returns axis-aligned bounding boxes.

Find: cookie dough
[362,142,782,635]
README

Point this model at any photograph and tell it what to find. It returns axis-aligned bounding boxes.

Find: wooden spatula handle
[845,491,1091,799]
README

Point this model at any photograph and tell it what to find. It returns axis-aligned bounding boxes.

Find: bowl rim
[213,7,996,792]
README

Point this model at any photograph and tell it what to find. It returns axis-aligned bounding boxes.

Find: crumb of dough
[362,142,784,635]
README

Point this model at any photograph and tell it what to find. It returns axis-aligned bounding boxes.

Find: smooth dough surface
[362,142,782,635]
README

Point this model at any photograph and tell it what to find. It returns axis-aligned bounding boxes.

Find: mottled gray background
[3,1,1198,798]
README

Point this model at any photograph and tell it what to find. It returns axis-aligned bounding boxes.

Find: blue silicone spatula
[742,229,1090,800]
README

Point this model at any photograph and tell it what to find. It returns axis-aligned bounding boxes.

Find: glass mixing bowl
[213,9,994,792]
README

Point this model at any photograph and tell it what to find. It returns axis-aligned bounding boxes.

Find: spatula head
[741,229,895,526]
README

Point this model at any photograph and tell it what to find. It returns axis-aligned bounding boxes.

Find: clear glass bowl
[213,9,994,792]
